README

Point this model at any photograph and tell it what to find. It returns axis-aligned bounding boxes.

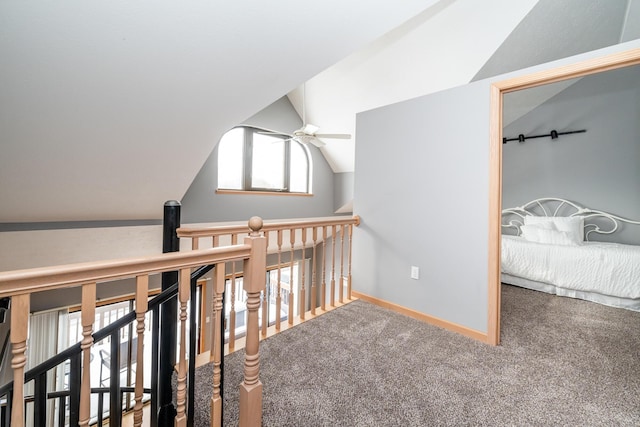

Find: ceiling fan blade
[313,133,351,139]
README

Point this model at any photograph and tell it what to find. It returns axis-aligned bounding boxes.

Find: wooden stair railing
[0,217,267,427]
[0,272,196,427]
[178,215,360,339]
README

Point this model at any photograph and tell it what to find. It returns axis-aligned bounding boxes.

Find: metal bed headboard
[502,197,640,241]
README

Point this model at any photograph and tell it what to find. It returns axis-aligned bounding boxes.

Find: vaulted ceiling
[1,1,638,223]
[0,0,437,222]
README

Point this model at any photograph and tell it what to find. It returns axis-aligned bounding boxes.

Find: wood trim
[487,83,502,346]
[494,47,640,93]
[487,47,640,347]
[352,291,489,343]
[215,189,313,197]
[178,215,360,239]
[0,245,251,298]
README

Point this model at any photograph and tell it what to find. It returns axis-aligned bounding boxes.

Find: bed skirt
[501,273,640,312]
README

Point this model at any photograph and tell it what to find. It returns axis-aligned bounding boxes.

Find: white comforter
[501,235,640,299]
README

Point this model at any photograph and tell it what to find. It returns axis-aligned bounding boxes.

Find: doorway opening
[487,47,640,345]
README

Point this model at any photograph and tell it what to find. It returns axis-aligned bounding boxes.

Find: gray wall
[354,82,489,332]
[503,65,640,244]
[333,172,354,213]
[353,39,640,334]
[181,96,338,223]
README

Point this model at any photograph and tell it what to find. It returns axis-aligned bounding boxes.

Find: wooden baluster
[299,228,307,320]
[239,217,266,427]
[330,225,337,307]
[229,234,238,351]
[261,232,269,337]
[339,225,346,304]
[133,275,148,427]
[321,226,327,311]
[175,268,190,427]
[275,230,283,330]
[9,294,29,427]
[79,283,96,427]
[210,262,226,427]
[191,237,199,250]
[288,228,295,325]
[347,223,354,300]
[210,235,220,358]
[311,227,318,315]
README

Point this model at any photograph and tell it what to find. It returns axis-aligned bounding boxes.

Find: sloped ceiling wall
[0,0,437,223]
[291,0,540,172]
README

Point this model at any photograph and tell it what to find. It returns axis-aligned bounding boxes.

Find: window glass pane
[217,127,244,189]
[290,141,309,192]
[251,133,285,190]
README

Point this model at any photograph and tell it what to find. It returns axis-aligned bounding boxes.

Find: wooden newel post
[239,217,266,427]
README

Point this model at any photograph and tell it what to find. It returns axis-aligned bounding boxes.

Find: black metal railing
[0,263,214,427]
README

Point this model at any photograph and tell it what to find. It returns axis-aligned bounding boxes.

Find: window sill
[216,189,313,197]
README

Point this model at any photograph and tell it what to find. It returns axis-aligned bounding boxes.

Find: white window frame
[217,126,312,194]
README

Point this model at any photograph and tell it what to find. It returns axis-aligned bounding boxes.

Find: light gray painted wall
[503,65,640,244]
[333,172,354,213]
[353,39,640,334]
[181,96,338,223]
[354,82,489,332]
[239,96,301,133]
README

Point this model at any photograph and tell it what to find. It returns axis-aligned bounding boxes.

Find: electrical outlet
[411,266,419,280]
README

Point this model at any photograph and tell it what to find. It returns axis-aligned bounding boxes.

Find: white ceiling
[0,0,436,222]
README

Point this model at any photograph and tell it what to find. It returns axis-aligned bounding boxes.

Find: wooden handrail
[177,215,360,239]
[0,245,251,298]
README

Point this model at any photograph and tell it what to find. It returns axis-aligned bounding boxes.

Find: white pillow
[522,218,557,230]
[524,216,584,244]
[520,224,578,246]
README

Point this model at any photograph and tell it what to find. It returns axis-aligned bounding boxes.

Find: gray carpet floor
[193,285,640,426]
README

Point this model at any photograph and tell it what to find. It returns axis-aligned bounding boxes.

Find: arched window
[217,126,311,194]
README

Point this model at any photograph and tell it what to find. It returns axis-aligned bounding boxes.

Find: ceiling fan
[263,84,351,147]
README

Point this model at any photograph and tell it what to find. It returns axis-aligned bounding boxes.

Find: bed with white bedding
[501,198,640,311]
